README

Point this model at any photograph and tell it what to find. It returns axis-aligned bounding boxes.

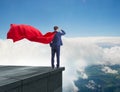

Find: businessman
[50,26,66,68]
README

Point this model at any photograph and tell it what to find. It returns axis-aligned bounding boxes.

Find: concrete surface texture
[0,66,65,92]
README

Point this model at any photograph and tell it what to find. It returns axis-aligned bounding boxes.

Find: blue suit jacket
[50,30,66,47]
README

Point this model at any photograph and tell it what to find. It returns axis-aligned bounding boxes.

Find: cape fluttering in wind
[7,24,56,44]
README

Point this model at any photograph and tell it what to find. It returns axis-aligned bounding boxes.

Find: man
[50,26,66,68]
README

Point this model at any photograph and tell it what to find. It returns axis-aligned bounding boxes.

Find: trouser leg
[56,46,60,68]
[51,48,55,68]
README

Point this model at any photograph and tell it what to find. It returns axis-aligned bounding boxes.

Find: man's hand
[59,29,63,32]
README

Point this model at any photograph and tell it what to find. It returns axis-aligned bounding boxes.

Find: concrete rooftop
[0,66,65,92]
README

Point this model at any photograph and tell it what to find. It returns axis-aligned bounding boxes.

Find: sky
[0,0,120,91]
[0,0,120,38]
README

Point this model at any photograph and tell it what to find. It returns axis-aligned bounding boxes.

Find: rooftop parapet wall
[0,66,65,92]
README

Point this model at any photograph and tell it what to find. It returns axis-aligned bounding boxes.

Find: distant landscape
[75,65,120,92]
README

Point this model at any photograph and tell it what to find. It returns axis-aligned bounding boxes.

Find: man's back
[50,30,65,47]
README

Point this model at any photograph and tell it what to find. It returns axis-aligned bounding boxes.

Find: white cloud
[103,46,120,65]
[0,37,120,92]
[85,80,96,90]
[78,70,88,79]
[102,66,118,74]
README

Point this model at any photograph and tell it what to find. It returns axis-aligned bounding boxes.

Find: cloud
[103,46,120,65]
[85,80,96,90]
[77,70,88,79]
[0,37,120,92]
[102,66,118,74]
[85,80,101,90]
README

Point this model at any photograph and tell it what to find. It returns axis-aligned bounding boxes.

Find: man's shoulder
[55,32,61,35]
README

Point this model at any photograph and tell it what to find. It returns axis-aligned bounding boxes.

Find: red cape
[7,24,56,44]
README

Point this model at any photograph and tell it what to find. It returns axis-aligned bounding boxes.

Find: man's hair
[54,26,59,31]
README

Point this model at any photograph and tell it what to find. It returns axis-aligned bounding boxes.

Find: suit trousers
[51,46,60,68]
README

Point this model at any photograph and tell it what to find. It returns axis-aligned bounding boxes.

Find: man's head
[54,26,59,31]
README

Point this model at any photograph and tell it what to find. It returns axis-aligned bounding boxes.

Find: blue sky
[0,0,120,38]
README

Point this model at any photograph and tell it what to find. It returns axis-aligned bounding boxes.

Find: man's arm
[60,30,66,35]
[49,41,52,47]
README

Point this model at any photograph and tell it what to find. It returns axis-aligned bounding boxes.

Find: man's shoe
[57,65,59,68]
[52,65,55,69]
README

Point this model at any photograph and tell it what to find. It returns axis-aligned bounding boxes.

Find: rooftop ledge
[0,66,65,92]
